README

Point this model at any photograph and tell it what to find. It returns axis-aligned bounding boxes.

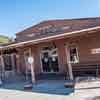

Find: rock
[64,81,75,88]
[24,84,33,90]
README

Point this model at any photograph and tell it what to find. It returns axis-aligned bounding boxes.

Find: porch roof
[1,26,100,49]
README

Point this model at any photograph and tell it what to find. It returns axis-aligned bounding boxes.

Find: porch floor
[0,77,100,100]
[0,78,74,95]
[32,80,74,95]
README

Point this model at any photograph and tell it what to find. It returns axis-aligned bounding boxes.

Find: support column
[0,52,5,79]
[16,54,21,74]
[65,46,73,80]
[29,48,35,84]
[11,53,16,74]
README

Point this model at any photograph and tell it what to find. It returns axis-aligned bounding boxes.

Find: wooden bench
[71,61,100,77]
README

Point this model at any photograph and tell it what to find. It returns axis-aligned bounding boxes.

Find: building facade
[0,17,100,82]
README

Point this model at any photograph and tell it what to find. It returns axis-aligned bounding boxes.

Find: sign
[91,48,100,54]
[40,25,70,34]
[28,57,34,64]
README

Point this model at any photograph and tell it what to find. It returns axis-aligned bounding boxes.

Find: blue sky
[0,0,100,37]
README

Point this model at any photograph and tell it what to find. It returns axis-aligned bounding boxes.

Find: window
[3,54,12,71]
[69,46,79,63]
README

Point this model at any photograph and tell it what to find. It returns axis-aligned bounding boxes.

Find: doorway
[41,47,59,73]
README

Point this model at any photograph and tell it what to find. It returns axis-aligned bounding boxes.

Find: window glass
[69,46,79,63]
[3,55,12,70]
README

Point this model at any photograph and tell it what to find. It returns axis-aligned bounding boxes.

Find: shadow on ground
[85,96,100,100]
[76,86,100,90]
[0,80,74,95]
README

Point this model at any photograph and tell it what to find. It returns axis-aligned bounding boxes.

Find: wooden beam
[29,48,36,83]
[65,45,73,80]
[11,53,15,75]
[0,52,5,78]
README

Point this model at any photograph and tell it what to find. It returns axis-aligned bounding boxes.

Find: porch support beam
[65,46,73,80]
[0,52,5,78]
[29,48,36,84]
[11,53,15,75]
[16,54,21,74]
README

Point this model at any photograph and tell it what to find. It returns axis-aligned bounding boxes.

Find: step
[36,73,66,80]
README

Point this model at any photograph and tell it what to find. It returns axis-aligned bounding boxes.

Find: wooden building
[0,17,100,82]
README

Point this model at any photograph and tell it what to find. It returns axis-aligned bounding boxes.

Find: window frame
[69,45,79,64]
[3,54,13,71]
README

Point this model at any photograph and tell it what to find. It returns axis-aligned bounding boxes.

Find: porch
[0,44,100,83]
[0,77,74,95]
[0,28,100,83]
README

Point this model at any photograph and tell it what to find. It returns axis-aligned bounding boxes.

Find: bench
[71,61,100,77]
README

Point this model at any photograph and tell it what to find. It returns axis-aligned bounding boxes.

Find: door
[50,49,59,72]
[41,48,59,73]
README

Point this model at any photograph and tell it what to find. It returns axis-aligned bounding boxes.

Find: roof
[15,17,100,42]
[2,26,100,49]
[1,17,100,49]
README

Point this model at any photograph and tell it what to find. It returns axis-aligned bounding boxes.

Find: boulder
[24,84,33,90]
[64,81,75,88]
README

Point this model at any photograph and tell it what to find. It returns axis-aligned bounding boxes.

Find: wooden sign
[91,48,100,54]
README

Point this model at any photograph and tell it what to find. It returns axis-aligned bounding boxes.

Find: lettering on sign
[27,33,35,37]
[39,25,70,34]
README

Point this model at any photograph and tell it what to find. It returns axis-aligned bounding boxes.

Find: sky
[0,0,100,38]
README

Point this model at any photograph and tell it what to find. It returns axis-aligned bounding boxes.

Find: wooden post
[65,46,73,80]
[11,54,15,73]
[96,64,99,77]
[16,54,21,74]
[30,60,35,83]
[29,48,35,84]
[0,52,5,79]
